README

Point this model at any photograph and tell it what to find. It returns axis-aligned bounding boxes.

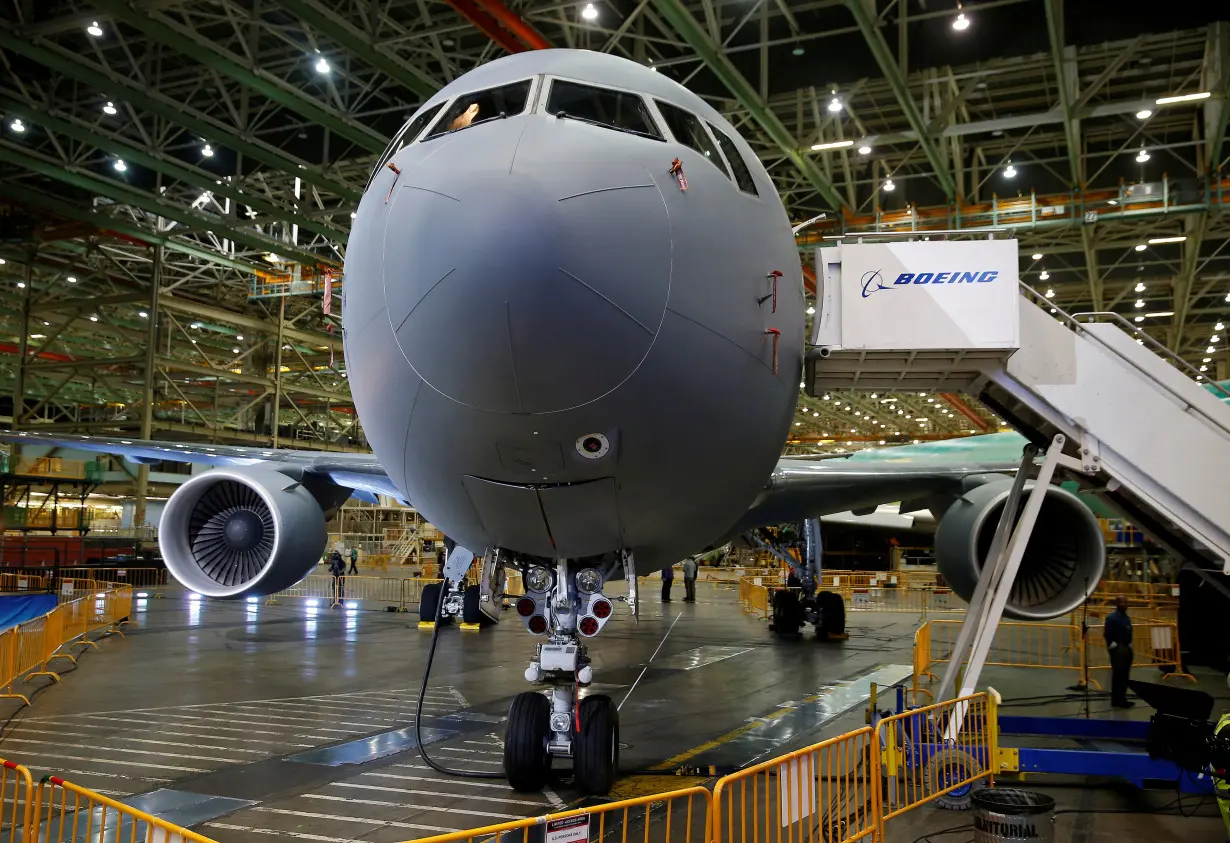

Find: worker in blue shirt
[1103,596,1134,708]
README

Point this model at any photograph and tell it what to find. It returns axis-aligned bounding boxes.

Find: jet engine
[934,480,1105,620]
[159,466,332,598]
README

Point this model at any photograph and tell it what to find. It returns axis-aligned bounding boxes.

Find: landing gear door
[538,478,622,559]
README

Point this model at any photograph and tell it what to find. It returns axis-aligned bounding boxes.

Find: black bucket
[972,788,1055,843]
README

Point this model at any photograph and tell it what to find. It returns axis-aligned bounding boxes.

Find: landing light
[576,568,602,595]
[525,566,554,593]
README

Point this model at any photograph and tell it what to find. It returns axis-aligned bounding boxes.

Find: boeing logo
[861,269,1000,297]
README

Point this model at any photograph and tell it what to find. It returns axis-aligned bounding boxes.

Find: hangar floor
[0,585,916,841]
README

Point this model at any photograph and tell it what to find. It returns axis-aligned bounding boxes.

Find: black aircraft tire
[504,692,551,792]
[420,583,453,625]
[771,589,803,636]
[462,584,484,625]
[573,694,619,796]
[817,590,846,637]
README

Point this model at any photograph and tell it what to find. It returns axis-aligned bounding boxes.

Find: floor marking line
[5,726,269,755]
[0,737,239,764]
[328,781,545,807]
[619,610,684,711]
[357,771,551,799]
[301,794,520,820]
[16,752,206,773]
[251,806,451,833]
[205,822,356,842]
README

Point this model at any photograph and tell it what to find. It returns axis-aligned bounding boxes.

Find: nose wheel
[504,692,552,792]
[574,694,619,795]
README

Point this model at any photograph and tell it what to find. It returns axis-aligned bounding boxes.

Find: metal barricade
[270,574,405,607]
[32,775,221,842]
[0,573,47,592]
[1084,619,1195,682]
[713,727,881,843]
[400,577,444,610]
[392,787,710,843]
[0,758,34,842]
[875,693,995,822]
[924,619,1080,674]
[838,587,963,615]
[910,623,936,703]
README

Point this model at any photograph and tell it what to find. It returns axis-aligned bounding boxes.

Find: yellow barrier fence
[33,774,219,843]
[0,757,34,842]
[392,787,711,843]
[61,567,168,589]
[269,574,408,607]
[713,726,881,843]
[0,573,47,593]
[876,692,995,822]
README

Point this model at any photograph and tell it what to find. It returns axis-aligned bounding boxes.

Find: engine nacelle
[935,480,1105,620]
[159,466,329,598]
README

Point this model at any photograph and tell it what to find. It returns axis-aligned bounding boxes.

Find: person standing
[660,565,674,602]
[348,546,360,575]
[329,549,346,607]
[1104,596,1134,708]
[682,556,698,603]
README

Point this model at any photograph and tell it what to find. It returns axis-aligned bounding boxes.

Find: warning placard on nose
[545,814,590,843]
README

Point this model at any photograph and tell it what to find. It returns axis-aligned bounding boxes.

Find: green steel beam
[0,183,257,273]
[274,0,438,99]
[0,27,363,203]
[0,96,348,244]
[1208,22,1230,175]
[91,0,387,154]
[0,143,337,269]
[1043,0,1083,188]
[649,0,848,212]
[842,0,956,200]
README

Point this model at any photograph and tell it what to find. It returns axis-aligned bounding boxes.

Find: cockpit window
[365,102,446,190]
[424,80,534,140]
[708,123,759,197]
[655,101,730,179]
[546,80,663,140]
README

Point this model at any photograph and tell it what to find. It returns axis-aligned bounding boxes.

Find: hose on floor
[414,581,504,780]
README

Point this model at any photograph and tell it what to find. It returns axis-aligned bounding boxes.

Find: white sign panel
[546,814,590,843]
[820,240,1020,351]
[778,756,814,827]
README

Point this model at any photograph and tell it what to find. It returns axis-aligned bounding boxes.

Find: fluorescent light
[87,21,103,37]
[882,178,895,192]
[811,140,854,151]
[1147,236,1186,244]
[1134,244,1147,251]
[581,2,598,19]
[102,101,117,116]
[315,56,330,74]
[1031,253,1043,260]
[952,12,970,30]
[1156,92,1210,105]
[1144,311,1174,318]
[858,144,871,155]
[1136,109,1152,120]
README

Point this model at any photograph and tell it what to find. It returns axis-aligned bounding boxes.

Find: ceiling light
[1204,358,1212,363]
[67,276,76,283]
[1136,109,1152,120]
[794,421,801,426]
[882,178,895,192]
[315,56,330,74]
[1134,244,1147,251]
[1031,253,1043,261]
[1135,300,1144,308]
[1051,308,1058,314]
[1134,315,1144,323]
[235,335,243,340]
[806,305,816,315]
[581,2,598,19]
[811,140,853,151]
[87,21,104,37]
[1144,311,1174,318]
[232,347,241,353]
[1147,236,1186,244]
[1200,365,1208,372]
[1156,92,1211,105]
[1208,346,1216,354]
[1108,199,1118,205]
[16,281,24,289]
[822,394,830,400]
[858,144,871,155]
[827,97,842,113]
[1135,148,1150,163]
[1213,335,1221,343]
[138,310,148,318]
[952,12,970,30]
[102,101,118,116]
[9,118,24,133]
[1135,282,1146,292]
[1216,321,1226,331]
[1003,163,1017,178]
[29,333,43,339]
[89,315,98,322]
[1039,272,1050,282]
[202,143,214,158]
[350,212,356,219]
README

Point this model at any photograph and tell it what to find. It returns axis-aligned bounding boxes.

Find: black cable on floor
[414,583,504,780]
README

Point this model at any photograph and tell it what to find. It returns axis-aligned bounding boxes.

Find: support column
[134,245,162,530]
[11,255,33,433]
[272,297,286,448]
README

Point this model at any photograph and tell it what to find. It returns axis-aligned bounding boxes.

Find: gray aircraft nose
[383,118,672,415]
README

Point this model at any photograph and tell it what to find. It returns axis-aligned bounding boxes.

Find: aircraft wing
[0,431,403,503]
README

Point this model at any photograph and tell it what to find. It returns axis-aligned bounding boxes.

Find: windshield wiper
[554,111,662,141]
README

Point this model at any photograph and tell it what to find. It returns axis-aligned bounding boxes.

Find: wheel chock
[460,623,481,631]
[417,621,436,630]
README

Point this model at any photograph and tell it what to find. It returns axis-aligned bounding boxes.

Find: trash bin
[972,788,1055,843]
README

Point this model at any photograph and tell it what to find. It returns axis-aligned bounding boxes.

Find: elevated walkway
[806,235,1230,573]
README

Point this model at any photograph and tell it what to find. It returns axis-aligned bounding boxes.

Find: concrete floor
[1,582,1225,842]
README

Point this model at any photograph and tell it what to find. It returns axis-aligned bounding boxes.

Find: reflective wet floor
[0,584,919,841]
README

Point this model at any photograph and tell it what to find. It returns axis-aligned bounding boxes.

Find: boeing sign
[862,268,1000,297]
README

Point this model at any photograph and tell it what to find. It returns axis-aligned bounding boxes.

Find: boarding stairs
[806,235,1230,574]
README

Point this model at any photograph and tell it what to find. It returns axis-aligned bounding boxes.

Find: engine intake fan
[159,467,328,598]
[935,480,1105,620]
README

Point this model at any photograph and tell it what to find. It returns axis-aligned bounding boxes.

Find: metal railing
[33,774,219,843]
[0,758,34,843]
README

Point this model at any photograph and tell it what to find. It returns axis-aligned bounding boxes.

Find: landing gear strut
[503,554,625,795]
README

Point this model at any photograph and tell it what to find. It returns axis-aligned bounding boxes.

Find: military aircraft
[1,50,1127,796]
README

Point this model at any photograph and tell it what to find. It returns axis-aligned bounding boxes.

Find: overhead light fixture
[1144,311,1174,318]
[827,96,843,113]
[1213,335,1221,343]
[89,315,99,322]
[202,143,214,158]
[87,21,103,37]
[806,305,816,315]
[1147,236,1186,244]
[315,56,330,74]
[1156,91,1211,105]
[1134,315,1144,323]
[102,101,117,116]
[1217,322,1226,331]
[1200,365,1208,372]
[16,281,24,289]
[9,118,24,133]
[1136,109,1152,120]
[1204,358,1212,363]
[1135,300,1145,308]
[858,144,871,155]
[1108,199,1118,205]
[138,310,148,318]
[350,212,356,219]
[811,140,854,151]
[1135,148,1150,163]
[581,2,598,19]
[1135,282,1146,292]
[232,346,241,354]
[113,158,127,172]
[952,11,970,30]
[882,178,895,192]
[1134,243,1147,251]
[235,335,243,340]
[792,46,805,56]
[1003,163,1017,178]
[1208,346,1216,354]
[1031,253,1043,261]
[1045,288,1055,298]
[67,276,76,283]
[1039,271,1050,281]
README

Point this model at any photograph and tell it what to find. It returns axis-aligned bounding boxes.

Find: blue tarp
[0,592,57,632]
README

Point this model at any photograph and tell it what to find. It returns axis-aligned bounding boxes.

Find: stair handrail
[1018,281,1230,433]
